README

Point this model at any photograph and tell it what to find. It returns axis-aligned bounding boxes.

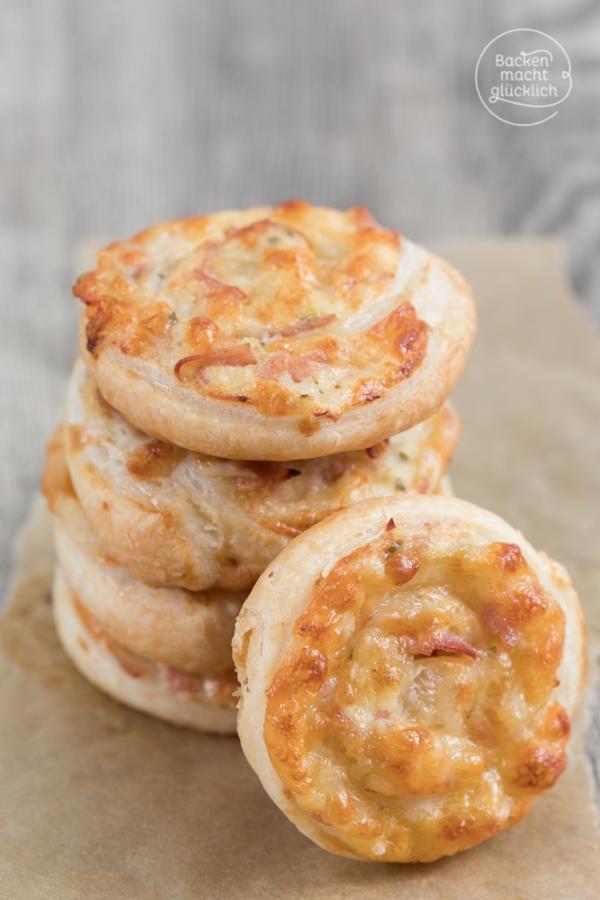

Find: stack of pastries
[43,201,585,862]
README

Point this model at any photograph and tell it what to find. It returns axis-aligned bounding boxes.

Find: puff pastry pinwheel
[234,496,585,862]
[43,430,239,733]
[53,570,237,733]
[64,359,459,591]
[74,201,475,460]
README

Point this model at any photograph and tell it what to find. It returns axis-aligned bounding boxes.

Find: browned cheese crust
[234,497,586,862]
[74,201,475,459]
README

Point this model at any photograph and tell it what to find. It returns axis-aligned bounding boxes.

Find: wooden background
[1,0,599,597]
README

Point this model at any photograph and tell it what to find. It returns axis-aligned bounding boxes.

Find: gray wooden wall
[1,0,599,597]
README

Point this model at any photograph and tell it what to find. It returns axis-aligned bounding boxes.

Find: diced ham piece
[318,458,348,484]
[256,350,328,383]
[110,644,151,679]
[192,269,247,304]
[367,440,389,460]
[164,667,200,695]
[244,461,302,483]
[411,633,477,660]
[174,344,256,379]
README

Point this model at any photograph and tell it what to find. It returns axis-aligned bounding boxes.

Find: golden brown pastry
[43,427,242,679]
[74,201,475,460]
[64,358,459,591]
[234,496,585,862]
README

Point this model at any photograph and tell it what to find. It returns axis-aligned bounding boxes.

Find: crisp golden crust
[64,359,459,590]
[43,427,243,676]
[234,497,585,863]
[53,569,237,733]
[74,202,475,459]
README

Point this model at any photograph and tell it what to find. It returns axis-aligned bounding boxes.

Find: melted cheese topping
[65,360,459,589]
[264,528,568,862]
[72,201,457,420]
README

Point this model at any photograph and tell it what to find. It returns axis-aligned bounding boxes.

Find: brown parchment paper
[1,240,599,900]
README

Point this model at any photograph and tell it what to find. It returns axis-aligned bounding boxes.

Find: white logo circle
[475,28,572,126]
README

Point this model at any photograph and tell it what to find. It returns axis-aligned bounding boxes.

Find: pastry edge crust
[65,445,229,591]
[53,568,237,734]
[53,512,242,677]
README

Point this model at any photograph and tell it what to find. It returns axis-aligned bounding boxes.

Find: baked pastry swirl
[74,201,475,460]
[64,359,458,591]
[234,496,585,862]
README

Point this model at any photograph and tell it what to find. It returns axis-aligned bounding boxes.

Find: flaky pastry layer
[65,358,459,590]
[43,427,243,676]
[53,568,237,733]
